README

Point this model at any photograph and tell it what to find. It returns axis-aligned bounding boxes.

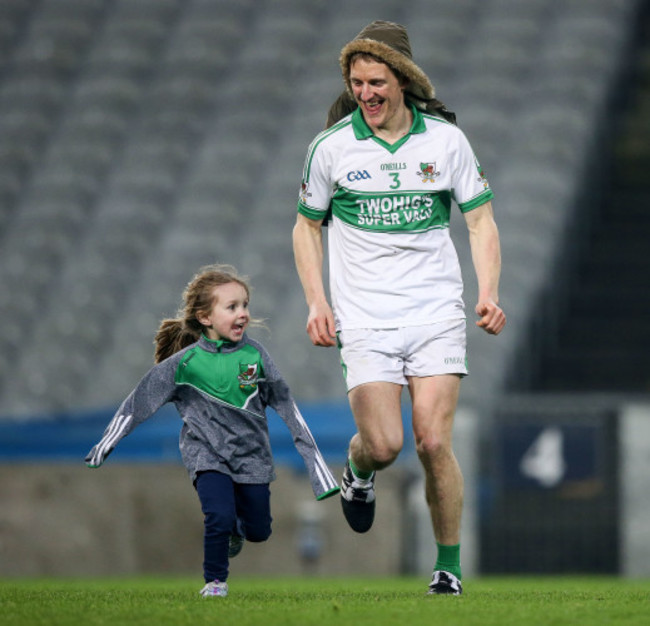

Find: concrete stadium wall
[7,403,648,579]
[0,409,479,581]
[0,464,408,580]
[620,404,650,578]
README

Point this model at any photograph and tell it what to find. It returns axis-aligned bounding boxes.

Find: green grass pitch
[2,576,649,626]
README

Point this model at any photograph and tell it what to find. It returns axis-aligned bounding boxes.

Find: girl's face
[198,282,250,343]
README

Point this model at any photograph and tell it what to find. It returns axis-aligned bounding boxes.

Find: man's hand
[306,301,337,347]
[475,299,506,335]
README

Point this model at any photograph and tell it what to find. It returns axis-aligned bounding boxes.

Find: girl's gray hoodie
[85,334,340,500]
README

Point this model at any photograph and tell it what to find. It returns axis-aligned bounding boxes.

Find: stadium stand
[0,0,646,418]
[521,0,650,393]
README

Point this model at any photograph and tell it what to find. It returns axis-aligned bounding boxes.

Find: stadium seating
[0,0,643,417]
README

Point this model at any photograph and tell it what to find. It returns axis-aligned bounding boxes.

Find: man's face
[349,56,407,134]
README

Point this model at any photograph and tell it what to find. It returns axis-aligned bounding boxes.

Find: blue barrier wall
[0,402,416,469]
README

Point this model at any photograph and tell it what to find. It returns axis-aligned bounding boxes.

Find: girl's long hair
[153,264,252,363]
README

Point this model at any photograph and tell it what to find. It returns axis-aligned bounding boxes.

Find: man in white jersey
[293,21,506,595]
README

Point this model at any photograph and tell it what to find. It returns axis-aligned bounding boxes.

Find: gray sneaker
[199,580,228,597]
[427,570,463,595]
[340,460,376,533]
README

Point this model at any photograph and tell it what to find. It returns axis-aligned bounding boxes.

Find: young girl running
[85,264,339,597]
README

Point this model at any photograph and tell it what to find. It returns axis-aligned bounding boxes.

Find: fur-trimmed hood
[339,20,435,102]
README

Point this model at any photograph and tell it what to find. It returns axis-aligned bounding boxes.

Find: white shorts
[338,320,467,391]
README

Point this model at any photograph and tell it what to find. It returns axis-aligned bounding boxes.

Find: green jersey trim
[176,381,267,421]
[297,202,326,221]
[351,103,426,138]
[351,104,427,154]
[457,188,495,213]
[302,118,353,184]
[317,486,341,500]
[371,134,409,154]
[421,111,455,126]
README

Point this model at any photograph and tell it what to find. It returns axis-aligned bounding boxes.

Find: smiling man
[349,54,410,142]
[293,21,506,596]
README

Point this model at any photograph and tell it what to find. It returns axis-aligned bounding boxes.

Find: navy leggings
[195,471,272,583]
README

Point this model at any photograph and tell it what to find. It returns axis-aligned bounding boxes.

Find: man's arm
[464,201,506,335]
[292,213,337,346]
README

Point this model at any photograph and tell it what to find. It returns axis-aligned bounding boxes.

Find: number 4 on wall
[519,427,567,488]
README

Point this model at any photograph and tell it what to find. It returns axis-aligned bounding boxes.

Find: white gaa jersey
[297,105,494,331]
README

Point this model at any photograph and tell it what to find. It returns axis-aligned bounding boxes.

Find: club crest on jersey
[417,162,440,183]
[475,157,489,189]
[300,180,311,202]
[238,363,259,389]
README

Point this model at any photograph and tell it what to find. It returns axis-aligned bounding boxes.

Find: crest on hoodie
[238,363,259,388]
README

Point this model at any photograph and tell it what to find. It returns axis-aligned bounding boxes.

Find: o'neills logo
[444,356,466,366]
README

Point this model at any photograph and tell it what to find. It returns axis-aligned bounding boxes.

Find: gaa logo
[346,170,372,181]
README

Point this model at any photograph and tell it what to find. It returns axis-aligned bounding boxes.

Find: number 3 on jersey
[389,172,401,189]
